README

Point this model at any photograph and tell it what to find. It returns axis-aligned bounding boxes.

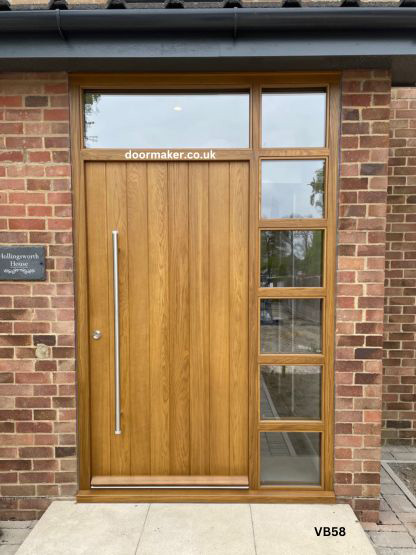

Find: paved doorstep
[5,446,416,554]
[14,500,375,555]
[16,502,149,555]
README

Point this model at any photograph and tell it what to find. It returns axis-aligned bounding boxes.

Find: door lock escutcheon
[92,330,102,340]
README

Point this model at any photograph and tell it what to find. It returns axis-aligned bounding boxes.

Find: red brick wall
[335,70,391,522]
[0,73,76,520]
[0,70,393,522]
[382,88,416,445]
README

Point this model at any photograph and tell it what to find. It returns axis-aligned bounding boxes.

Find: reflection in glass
[261,160,325,220]
[84,92,250,148]
[260,432,321,485]
[260,230,323,288]
[260,365,321,420]
[260,299,322,354]
[262,91,326,148]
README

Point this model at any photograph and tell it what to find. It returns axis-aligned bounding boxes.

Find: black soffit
[1,7,416,84]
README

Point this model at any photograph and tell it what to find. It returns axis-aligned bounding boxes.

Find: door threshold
[78,488,336,503]
[91,475,249,489]
[92,485,249,490]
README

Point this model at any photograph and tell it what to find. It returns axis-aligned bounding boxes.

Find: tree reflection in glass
[260,299,322,354]
[260,230,323,288]
[261,160,325,220]
[260,365,321,420]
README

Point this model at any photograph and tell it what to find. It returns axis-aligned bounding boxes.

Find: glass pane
[260,432,321,485]
[260,230,323,288]
[260,365,321,420]
[260,299,322,354]
[261,160,325,220]
[262,91,326,148]
[84,92,250,148]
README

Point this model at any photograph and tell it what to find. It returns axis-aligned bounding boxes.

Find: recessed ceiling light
[173,106,182,112]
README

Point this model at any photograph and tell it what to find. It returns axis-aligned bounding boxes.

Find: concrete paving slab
[137,503,255,555]
[381,499,392,511]
[0,523,33,530]
[0,530,31,546]
[376,550,416,555]
[399,514,416,523]
[405,523,416,537]
[0,546,20,555]
[381,471,395,485]
[393,454,416,461]
[385,495,416,514]
[384,484,405,495]
[378,525,408,532]
[380,511,401,525]
[250,503,376,555]
[15,501,377,555]
[16,501,149,555]
[369,531,416,548]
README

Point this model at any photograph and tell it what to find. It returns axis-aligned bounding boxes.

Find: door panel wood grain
[86,160,250,482]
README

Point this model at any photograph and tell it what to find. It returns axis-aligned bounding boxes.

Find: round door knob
[92,330,102,340]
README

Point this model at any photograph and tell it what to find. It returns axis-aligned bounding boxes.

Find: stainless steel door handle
[112,230,121,435]
[92,330,102,340]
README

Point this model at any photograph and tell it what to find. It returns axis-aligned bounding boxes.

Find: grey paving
[0,523,34,530]
[13,500,375,555]
[369,532,416,548]
[0,522,34,555]
[0,547,20,555]
[385,495,416,514]
[251,503,375,555]
[0,530,31,546]
[9,444,416,555]
[380,511,401,525]
[365,446,416,554]
[16,502,149,555]
[383,484,404,495]
[138,503,255,555]
[376,550,416,555]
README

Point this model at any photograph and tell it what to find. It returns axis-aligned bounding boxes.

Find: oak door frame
[70,72,340,503]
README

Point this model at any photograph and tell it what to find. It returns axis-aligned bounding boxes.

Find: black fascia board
[1,8,416,84]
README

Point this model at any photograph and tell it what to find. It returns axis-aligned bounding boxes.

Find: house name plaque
[0,246,46,281]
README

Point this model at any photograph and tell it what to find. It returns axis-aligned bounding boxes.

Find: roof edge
[2,7,416,34]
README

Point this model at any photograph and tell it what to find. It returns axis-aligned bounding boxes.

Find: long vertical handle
[112,230,121,435]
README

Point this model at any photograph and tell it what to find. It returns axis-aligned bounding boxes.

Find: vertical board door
[85,161,250,486]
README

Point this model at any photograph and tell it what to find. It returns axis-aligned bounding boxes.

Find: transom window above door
[261,90,327,148]
[83,88,328,150]
[83,92,250,149]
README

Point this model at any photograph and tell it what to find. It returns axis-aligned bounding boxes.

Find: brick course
[382,88,416,446]
[336,70,391,523]
[0,73,76,520]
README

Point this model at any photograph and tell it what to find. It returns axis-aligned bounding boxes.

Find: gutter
[1,8,416,35]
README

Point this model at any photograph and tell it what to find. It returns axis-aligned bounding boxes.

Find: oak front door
[74,75,339,502]
[85,161,249,487]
